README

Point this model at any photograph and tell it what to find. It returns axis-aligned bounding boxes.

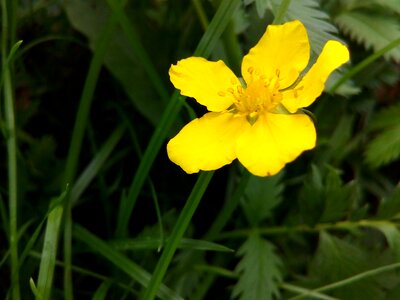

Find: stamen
[227,88,234,94]
[218,91,226,97]
[230,77,237,84]
[247,67,254,74]
[275,69,280,77]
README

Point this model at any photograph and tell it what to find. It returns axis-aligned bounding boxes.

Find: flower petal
[169,57,241,112]
[281,40,350,113]
[242,20,310,89]
[167,112,248,173]
[236,113,316,177]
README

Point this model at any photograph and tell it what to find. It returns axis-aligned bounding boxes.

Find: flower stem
[205,170,252,240]
[141,171,214,300]
[115,0,241,237]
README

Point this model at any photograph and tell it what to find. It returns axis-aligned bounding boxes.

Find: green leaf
[370,0,400,15]
[73,224,183,300]
[36,193,66,300]
[242,0,269,18]
[70,126,124,205]
[232,232,282,300]
[319,169,358,223]
[308,232,386,300]
[92,280,112,300]
[369,103,400,130]
[241,172,284,226]
[377,185,400,219]
[368,222,400,260]
[270,0,341,56]
[63,0,165,126]
[365,123,400,168]
[297,166,355,225]
[335,11,400,62]
[255,0,270,18]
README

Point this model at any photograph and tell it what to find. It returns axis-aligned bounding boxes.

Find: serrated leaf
[241,172,284,226]
[319,172,357,223]
[270,0,341,56]
[365,123,400,168]
[370,0,400,14]
[298,165,354,225]
[255,0,269,18]
[335,11,400,62]
[308,232,386,300]
[233,4,249,34]
[368,222,400,260]
[369,103,400,130]
[232,233,282,300]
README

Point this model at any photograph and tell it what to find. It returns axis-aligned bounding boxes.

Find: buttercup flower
[167,20,349,177]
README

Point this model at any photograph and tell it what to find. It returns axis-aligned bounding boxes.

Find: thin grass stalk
[288,262,400,300]
[106,0,169,103]
[205,170,252,240]
[1,0,20,298]
[73,225,184,300]
[116,0,241,237]
[61,12,120,300]
[141,171,214,300]
[36,204,64,300]
[329,37,400,93]
[191,0,209,30]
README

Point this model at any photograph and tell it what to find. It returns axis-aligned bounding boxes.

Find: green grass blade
[36,190,68,300]
[92,280,112,300]
[288,262,400,300]
[116,0,241,237]
[281,283,338,300]
[2,0,20,297]
[110,237,233,252]
[73,224,184,300]
[62,11,120,300]
[142,171,214,300]
[105,0,169,103]
[70,125,125,206]
[0,40,22,93]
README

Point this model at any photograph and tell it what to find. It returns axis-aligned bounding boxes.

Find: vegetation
[1,0,400,299]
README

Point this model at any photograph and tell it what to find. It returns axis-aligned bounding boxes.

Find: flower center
[230,68,283,124]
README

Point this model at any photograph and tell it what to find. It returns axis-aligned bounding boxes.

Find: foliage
[233,232,282,300]
[1,0,400,299]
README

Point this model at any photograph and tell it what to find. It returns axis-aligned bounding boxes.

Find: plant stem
[61,12,120,300]
[205,170,251,240]
[141,171,214,300]
[1,0,20,298]
[288,262,400,300]
[115,0,241,237]
[329,37,400,93]
[272,0,292,24]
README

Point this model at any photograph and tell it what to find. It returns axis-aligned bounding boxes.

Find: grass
[1,0,400,299]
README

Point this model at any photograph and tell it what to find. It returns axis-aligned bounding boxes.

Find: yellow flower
[167,20,349,177]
